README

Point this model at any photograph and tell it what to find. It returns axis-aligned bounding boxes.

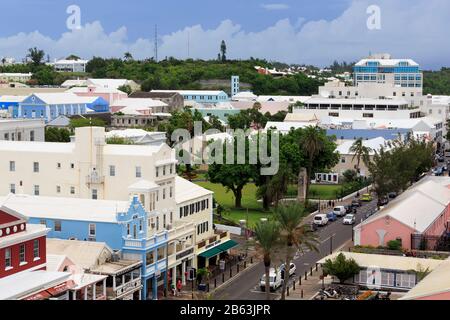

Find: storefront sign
[176,248,194,260]
[205,240,221,250]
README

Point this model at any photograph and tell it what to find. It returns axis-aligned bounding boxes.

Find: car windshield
[314,217,322,221]
[269,276,276,282]
[345,215,354,219]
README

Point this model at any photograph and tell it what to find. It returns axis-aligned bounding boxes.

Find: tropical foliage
[322,253,361,284]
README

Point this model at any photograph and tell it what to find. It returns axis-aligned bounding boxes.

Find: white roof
[265,121,315,132]
[87,79,132,89]
[257,96,311,103]
[0,72,32,77]
[284,113,319,122]
[232,91,257,100]
[128,179,160,193]
[357,178,450,233]
[46,239,113,270]
[0,271,71,300]
[46,254,70,272]
[0,140,75,153]
[0,95,27,103]
[67,86,127,94]
[304,97,409,106]
[318,252,443,272]
[111,98,167,108]
[53,59,89,64]
[336,137,388,155]
[71,273,108,290]
[61,79,88,87]
[106,129,165,139]
[0,194,129,223]
[103,143,164,157]
[31,93,101,105]
[355,58,419,67]
[400,260,450,300]
[152,90,227,96]
[175,176,213,204]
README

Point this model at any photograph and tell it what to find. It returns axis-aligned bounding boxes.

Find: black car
[378,196,389,206]
[388,192,397,199]
[351,199,362,208]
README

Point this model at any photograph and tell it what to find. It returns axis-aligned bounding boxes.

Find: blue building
[6,194,167,300]
[18,93,109,122]
[152,90,229,104]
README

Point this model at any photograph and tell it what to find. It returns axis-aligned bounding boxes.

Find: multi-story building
[231,76,240,97]
[0,73,32,83]
[0,119,45,142]
[152,90,229,105]
[0,95,27,118]
[50,59,89,73]
[67,85,128,104]
[0,204,73,300]
[353,53,423,89]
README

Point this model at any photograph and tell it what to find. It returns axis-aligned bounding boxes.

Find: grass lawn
[196,181,272,228]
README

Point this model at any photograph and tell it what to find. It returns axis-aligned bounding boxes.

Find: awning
[198,240,239,259]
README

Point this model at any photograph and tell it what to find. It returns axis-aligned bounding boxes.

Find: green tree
[66,54,81,60]
[27,47,45,66]
[123,52,133,61]
[106,136,134,145]
[322,253,361,284]
[45,127,71,142]
[69,118,106,129]
[349,138,373,175]
[118,84,132,95]
[274,203,319,299]
[254,220,281,300]
[220,40,227,62]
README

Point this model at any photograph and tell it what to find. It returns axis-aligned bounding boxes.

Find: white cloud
[261,3,290,11]
[1,0,450,69]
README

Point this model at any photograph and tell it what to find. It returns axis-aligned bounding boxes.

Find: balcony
[86,174,105,185]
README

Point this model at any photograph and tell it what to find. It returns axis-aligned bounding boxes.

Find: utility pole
[156,24,159,62]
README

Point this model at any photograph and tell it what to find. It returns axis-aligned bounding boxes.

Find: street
[213,197,378,300]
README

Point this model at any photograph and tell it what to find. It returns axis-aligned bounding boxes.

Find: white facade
[0,119,45,142]
[51,59,88,73]
[0,73,32,83]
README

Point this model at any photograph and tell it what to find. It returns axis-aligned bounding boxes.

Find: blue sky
[1,0,449,69]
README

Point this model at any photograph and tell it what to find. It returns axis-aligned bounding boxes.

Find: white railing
[86,174,105,184]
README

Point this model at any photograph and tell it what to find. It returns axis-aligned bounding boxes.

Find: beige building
[0,119,45,142]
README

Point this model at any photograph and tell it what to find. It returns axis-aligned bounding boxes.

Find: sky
[0,0,449,69]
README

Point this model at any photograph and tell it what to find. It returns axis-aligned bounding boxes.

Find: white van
[333,206,347,217]
[259,269,283,292]
[314,214,329,226]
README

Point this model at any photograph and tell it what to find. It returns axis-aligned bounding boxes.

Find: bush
[387,240,402,251]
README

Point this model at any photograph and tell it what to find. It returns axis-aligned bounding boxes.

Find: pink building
[67,86,128,104]
[354,178,450,250]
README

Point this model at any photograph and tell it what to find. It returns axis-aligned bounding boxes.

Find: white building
[50,59,89,73]
[0,73,32,83]
[0,119,45,141]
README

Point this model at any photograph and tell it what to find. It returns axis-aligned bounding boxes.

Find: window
[70,186,75,195]
[33,240,40,259]
[33,162,39,173]
[4,133,9,140]
[34,185,40,196]
[146,251,155,265]
[9,161,15,172]
[30,130,35,141]
[157,247,165,260]
[179,208,183,219]
[136,166,142,178]
[56,185,61,193]
[163,214,166,228]
[170,212,173,224]
[54,220,62,232]
[170,165,173,174]
[70,163,75,169]
[341,158,346,163]
[163,166,166,176]
[109,165,116,177]
[5,248,12,268]
[39,220,46,226]
[19,244,26,263]
[10,184,15,194]
[92,189,98,200]
[89,224,96,236]
[156,217,159,230]
[17,132,22,141]
[163,188,166,200]
[57,163,61,169]
[170,187,173,198]
[156,167,159,177]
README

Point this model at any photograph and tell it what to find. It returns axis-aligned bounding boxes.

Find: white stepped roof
[175,176,213,204]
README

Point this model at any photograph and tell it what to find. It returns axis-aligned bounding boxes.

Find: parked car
[378,196,389,206]
[433,167,444,176]
[333,206,347,217]
[343,214,356,225]
[361,194,373,202]
[351,199,362,208]
[280,263,297,279]
[327,212,338,222]
[314,214,329,226]
[260,269,283,292]
[388,192,397,199]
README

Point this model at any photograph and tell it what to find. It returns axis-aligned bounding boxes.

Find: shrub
[387,240,402,251]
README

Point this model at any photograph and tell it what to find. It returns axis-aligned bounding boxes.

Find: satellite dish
[320,90,330,98]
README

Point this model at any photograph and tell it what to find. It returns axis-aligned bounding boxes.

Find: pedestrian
[171,283,176,296]
[177,279,183,294]
[328,200,332,208]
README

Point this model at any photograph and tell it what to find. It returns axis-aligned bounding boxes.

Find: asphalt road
[213,197,378,300]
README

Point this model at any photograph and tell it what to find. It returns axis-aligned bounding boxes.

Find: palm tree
[124,52,133,61]
[300,126,324,200]
[274,203,320,300]
[349,138,372,175]
[26,47,45,66]
[253,220,281,300]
